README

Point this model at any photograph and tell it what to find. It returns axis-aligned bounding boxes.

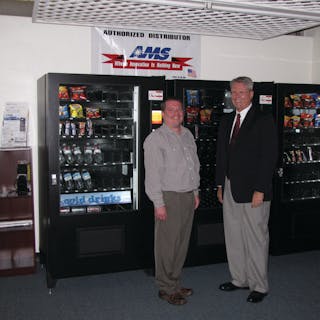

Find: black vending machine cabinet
[166,80,230,265]
[166,80,276,265]
[38,73,165,288]
[270,83,320,255]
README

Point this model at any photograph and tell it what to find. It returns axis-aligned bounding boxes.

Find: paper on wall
[1,102,29,148]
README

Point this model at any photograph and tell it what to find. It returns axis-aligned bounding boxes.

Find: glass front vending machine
[270,83,320,255]
[38,73,165,288]
[167,80,276,265]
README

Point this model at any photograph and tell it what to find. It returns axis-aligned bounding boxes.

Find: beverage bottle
[62,144,74,165]
[72,171,84,191]
[71,122,77,136]
[63,172,74,191]
[59,122,63,136]
[59,148,66,166]
[73,144,83,165]
[87,119,93,136]
[65,121,71,136]
[93,144,103,164]
[82,170,93,190]
[59,173,64,192]
[84,143,93,164]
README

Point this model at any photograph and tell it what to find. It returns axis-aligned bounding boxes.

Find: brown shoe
[179,287,193,297]
[158,291,187,305]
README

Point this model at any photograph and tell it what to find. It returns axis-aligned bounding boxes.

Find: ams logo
[129,46,171,60]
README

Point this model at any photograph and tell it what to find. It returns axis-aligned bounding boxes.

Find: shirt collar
[237,103,252,120]
[162,123,187,136]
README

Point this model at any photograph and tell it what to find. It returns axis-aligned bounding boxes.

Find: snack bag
[284,115,292,128]
[59,86,69,100]
[301,94,315,108]
[186,106,200,123]
[291,115,300,128]
[85,107,101,119]
[186,90,200,106]
[70,86,87,100]
[300,113,313,128]
[78,122,86,136]
[199,108,212,123]
[315,94,320,108]
[314,113,320,127]
[284,97,292,108]
[59,105,69,119]
[69,104,84,118]
[291,94,302,108]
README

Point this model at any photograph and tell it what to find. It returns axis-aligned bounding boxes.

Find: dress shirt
[144,123,200,208]
[217,103,253,187]
[230,104,252,140]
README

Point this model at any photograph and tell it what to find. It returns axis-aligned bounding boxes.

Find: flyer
[1,102,29,148]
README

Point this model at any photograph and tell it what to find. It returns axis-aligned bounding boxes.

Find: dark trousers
[154,191,194,294]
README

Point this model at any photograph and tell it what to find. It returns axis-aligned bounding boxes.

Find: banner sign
[92,28,200,79]
[60,191,132,207]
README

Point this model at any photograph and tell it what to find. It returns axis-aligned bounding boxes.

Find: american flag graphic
[187,68,197,78]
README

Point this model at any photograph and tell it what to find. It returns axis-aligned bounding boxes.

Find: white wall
[0,16,90,251]
[0,15,319,251]
[305,27,320,83]
[201,35,314,83]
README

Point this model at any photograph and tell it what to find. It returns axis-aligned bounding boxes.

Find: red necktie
[230,113,241,145]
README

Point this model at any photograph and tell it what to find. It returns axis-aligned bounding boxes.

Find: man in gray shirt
[144,97,200,305]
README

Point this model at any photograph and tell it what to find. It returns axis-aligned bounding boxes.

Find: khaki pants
[154,191,194,294]
[223,179,270,293]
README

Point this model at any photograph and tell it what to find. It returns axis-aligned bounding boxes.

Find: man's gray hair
[230,76,254,91]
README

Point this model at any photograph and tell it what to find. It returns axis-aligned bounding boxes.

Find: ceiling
[3,0,320,40]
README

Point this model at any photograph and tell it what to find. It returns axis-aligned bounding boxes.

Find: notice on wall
[1,102,29,148]
[91,28,201,79]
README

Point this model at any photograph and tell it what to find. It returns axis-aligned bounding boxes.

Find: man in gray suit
[216,76,278,303]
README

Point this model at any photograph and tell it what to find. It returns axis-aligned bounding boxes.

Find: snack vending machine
[166,80,230,265]
[166,80,276,265]
[270,83,320,254]
[38,73,165,288]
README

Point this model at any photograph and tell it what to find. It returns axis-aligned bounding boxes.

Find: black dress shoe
[219,282,249,291]
[247,291,268,303]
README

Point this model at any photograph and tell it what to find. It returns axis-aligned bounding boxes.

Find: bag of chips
[59,86,69,100]
[59,105,69,119]
[186,106,199,123]
[200,108,212,124]
[69,104,84,118]
[70,86,87,101]
[300,113,313,128]
[85,107,101,119]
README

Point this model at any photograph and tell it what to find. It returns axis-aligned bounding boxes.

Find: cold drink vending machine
[38,73,165,288]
